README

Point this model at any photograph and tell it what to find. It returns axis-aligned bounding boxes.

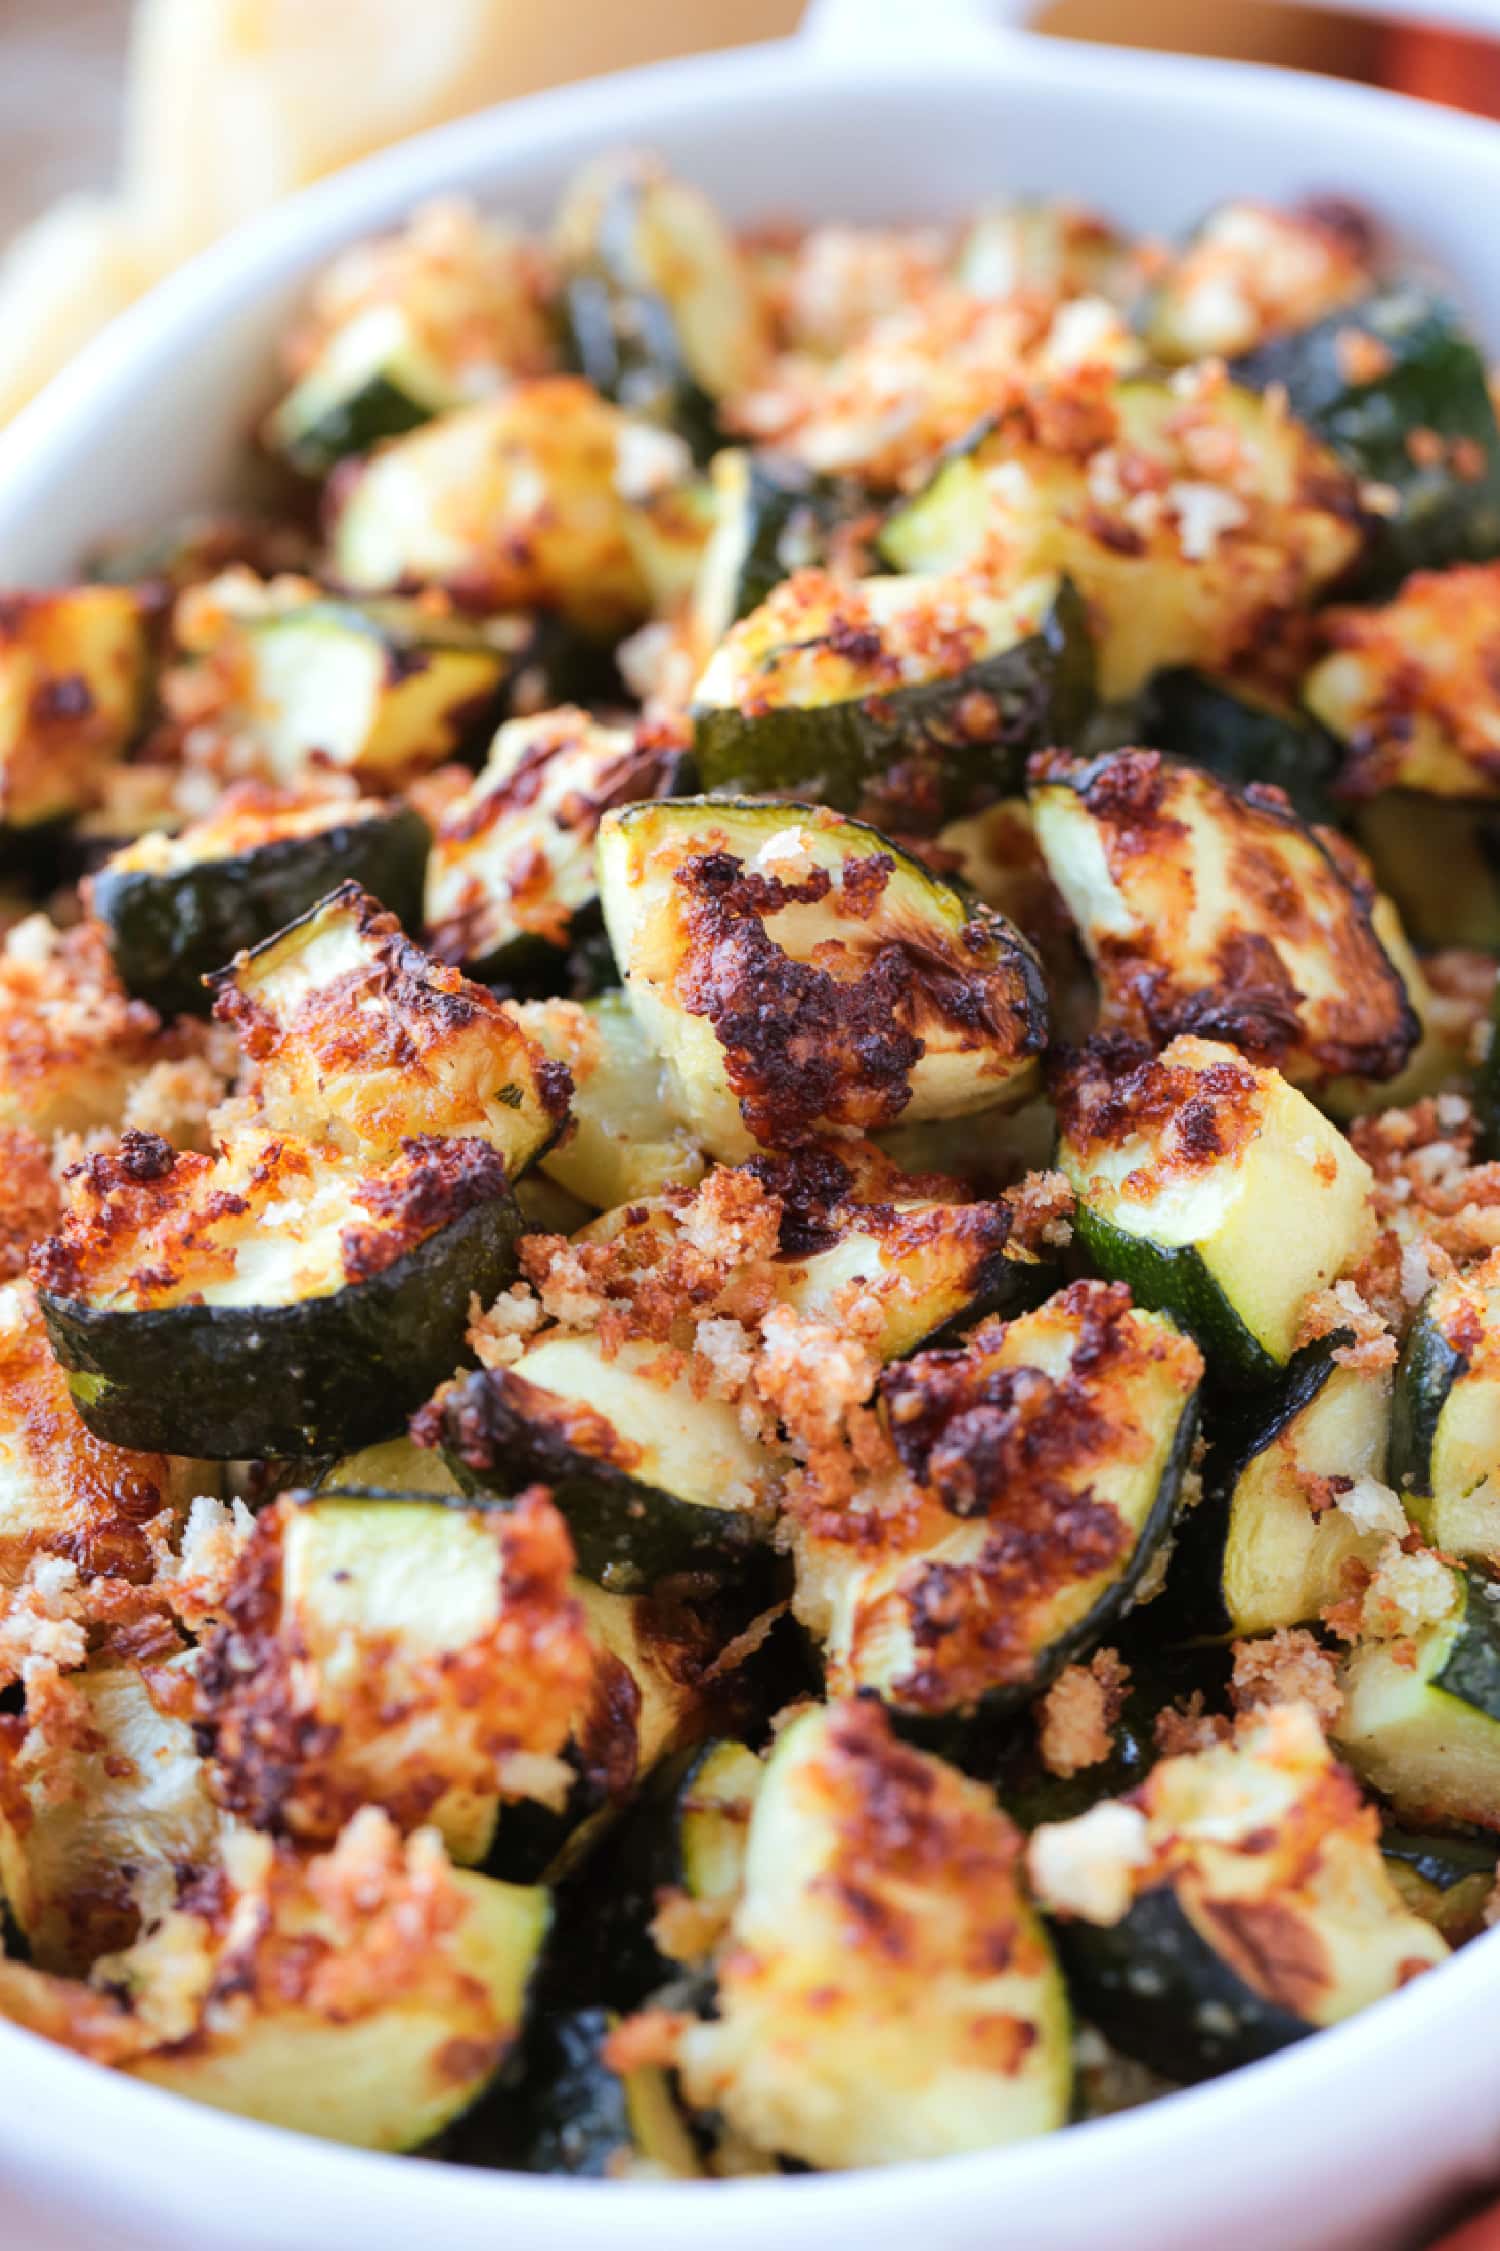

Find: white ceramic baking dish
[3,6,1500,2246]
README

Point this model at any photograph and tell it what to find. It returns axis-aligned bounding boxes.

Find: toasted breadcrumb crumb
[1230,1629,1343,1729]
[1037,1648,1131,1778]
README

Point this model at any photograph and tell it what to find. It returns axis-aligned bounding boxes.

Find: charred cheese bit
[1055,1035,1375,1382]
[881,375,1362,699]
[124,1813,548,2151]
[676,1699,1071,2168]
[0,916,162,1136]
[792,1280,1201,1717]
[1030,750,1418,1087]
[0,1656,214,1975]
[0,1279,197,1592]
[166,569,522,788]
[424,706,684,981]
[213,881,568,1171]
[194,1488,592,1859]
[1306,564,1500,798]
[1143,199,1376,365]
[326,378,664,634]
[598,798,1047,1162]
[1029,1703,1446,2079]
[0,589,151,831]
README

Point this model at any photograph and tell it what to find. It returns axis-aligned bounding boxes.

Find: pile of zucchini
[4,161,1500,2181]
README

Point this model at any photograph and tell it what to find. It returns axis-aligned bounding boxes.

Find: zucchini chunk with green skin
[0,1657,215,1974]
[212,882,569,1172]
[690,449,864,653]
[1138,668,1343,827]
[1030,749,1418,1087]
[449,2004,701,2178]
[1306,564,1500,799]
[692,568,1093,834]
[599,798,1047,1162]
[1354,791,1500,951]
[793,1282,1203,1727]
[1178,1333,1399,1636]
[1140,198,1376,365]
[1389,1257,1500,1568]
[878,378,1362,700]
[1335,1556,1500,1830]
[0,588,150,835]
[1029,1703,1447,2085]
[0,1278,201,1596]
[423,706,686,986]
[126,1822,550,2153]
[325,379,667,636]
[1319,894,1468,1122]
[418,1332,783,1591]
[1234,289,1500,594]
[955,200,1132,302]
[676,1699,1071,2169]
[263,204,556,478]
[554,153,766,463]
[35,1127,524,1458]
[1054,1034,1375,1385]
[169,572,525,788]
[1381,1828,1500,1945]
[90,787,429,1018]
[193,1487,593,1862]
[511,994,707,1210]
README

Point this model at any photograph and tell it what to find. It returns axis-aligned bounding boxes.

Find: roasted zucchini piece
[450,2004,700,2178]
[1319,894,1469,1121]
[423,706,684,986]
[0,1658,214,1973]
[1055,1035,1375,1385]
[0,588,150,833]
[127,1837,549,2152]
[955,199,1131,302]
[1031,750,1418,1088]
[325,379,662,635]
[1335,1556,1500,1830]
[1030,1703,1447,2084]
[511,994,706,1210]
[212,882,568,1172]
[1353,791,1500,951]
[1141,198,1376,364]
[1138,667,1343,827]
[879,379,1362,699]
[676,1700,1072,2168]
[35,1128,525,1458]
[0,1277,201,1593]
[195,1488,591,1861]
[692,568,1092,834]
[793,1282,1202,1726]
[1381,1827,1499,1944]
[1306,564,1500,799]
[264,204,555,478]
[1180,1333,1399,1634]
[691,448,862,652]
[1234,288,1500,593]
[0,916,161,1136]
[90,788,429,1017]
[170,572,523,787]
[1390,1260,1500,1567]
[419,1332,783,1591]
[555,153,765,462]
[598,798,1047,1162]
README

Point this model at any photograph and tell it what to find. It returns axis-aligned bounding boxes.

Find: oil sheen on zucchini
[1056,1034,1375,1385]
[598,797,1047,1162]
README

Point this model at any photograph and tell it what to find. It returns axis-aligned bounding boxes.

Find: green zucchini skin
[275,375,436,483]
[693,579,1095,833]
[92,805,430,1017]
[39,1192,523,1459]
[1387,1302,1468,1501]
[1053,1885,1312,2084]
[444,2005,693,2176]
[1234,289,1500,594]
[426,1366,773,1590]
[565,275,719,465]
[1434,1572,1500,1715]
[1139,670,1344,828]
[715,457,860,629]
[1069,1201,1278,1389]
[1380,1825,1499,1943]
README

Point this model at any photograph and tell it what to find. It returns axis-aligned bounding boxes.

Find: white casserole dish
[3,4,1500,2244]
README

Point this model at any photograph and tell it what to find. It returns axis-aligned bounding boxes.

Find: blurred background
[2,0,1499,423]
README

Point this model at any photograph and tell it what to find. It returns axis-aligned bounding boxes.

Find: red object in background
[1432,2206,1500,2251]
[1381,23,1500,113]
